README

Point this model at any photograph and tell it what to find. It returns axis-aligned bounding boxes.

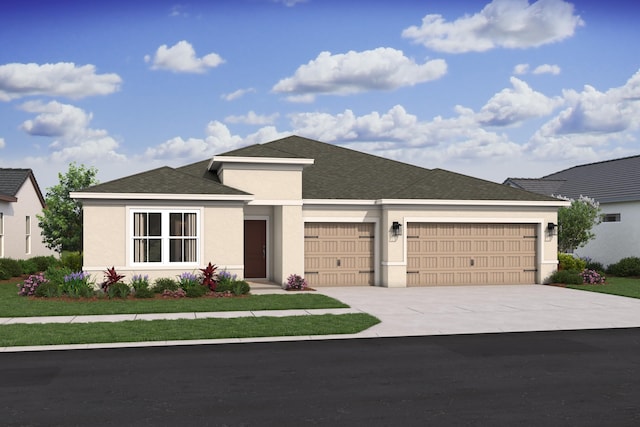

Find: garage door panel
[304,223,374,286]
[407,223,537,286]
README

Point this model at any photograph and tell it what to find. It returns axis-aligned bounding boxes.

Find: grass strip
[0,314,380,347]
[0,282,348,317]
[567,276,640,299]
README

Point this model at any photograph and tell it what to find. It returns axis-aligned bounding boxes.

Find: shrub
[231,280,251,296]
[101,266,125,293]
[29,255,60,272]
[35,281,61,297]
[558,253,586,271]
[0,258,23,278]
[216,271,237,293]
[581,269,606,285]
[60,251,83,271]
[18,259,39,275]
[607,257,640,277]
[200,262,218,291]
[17,273,49,296]
[153,277,179,293]
[107,282,130,299]
[179,272,207,297]
[583,258,605,273]
[61,271,94,298]
[285,274,308,290]
[44,265,73,287]
[0,265,9,280]
[131,274,153,298]
[549,269,583,285]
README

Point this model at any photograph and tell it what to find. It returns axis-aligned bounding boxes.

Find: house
[72,136,565,287]
[0,168,56,259]
[504,155,640,267]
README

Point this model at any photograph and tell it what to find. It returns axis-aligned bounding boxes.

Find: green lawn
[0,280,348,317]
[0,314,381,347]
[567,276,640,299]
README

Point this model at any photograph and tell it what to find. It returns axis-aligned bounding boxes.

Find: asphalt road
[2,328,640,426]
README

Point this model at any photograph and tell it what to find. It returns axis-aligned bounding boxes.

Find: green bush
[184,284,208,298]
[60,251,83,271]
[558,253,586,271]
[607,257,640,277]
[584,259,605,273]
[18,259,39,275]
[0,258,23,278]
[107,282,130,299]
[215,281,232,293]
[44,265,73,287]
[35,281,61,297]
[60,271,94,298]
[153,277,179,293]
[29,255,60,272]
[549,269,583,285]
[0,266,9,280]
[232,280,251,296]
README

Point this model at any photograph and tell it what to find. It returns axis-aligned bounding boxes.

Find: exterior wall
[219,165,302,200]
[273,205,304,285]
[0,181,55,259]
[81,200,245,283]
[575,201,640,267]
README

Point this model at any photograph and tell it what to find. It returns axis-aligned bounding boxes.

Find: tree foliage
[557,195,602,253]
[37,163,98,252]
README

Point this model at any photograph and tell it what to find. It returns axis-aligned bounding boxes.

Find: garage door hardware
[359,236,375,239]
[359,270,375,274]
[304,235,319,239]
[304,271,319,275]
[407,271,419,274]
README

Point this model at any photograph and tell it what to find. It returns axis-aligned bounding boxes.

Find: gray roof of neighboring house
[504,155,640,203]
[78,135,558,202]
[0,168,46,205]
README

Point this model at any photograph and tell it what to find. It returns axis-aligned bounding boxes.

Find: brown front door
[244,220,266,278]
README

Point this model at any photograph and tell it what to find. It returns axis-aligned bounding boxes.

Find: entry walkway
[3,285,640,352]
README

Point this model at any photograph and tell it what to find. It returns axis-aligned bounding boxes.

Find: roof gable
[0,168,46,206]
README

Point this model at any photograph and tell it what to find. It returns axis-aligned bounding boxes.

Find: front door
[244,220,266,278]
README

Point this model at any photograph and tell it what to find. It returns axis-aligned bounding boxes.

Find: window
[132,210,199,264]
[602,213,621,222]
[25,215,31,254]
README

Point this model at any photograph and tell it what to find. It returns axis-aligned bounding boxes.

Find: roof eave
[303,199,570,207]
[70,192,254,202]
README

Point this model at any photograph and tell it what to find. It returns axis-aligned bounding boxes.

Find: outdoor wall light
[547,222,557,235]
[392,221,403,236]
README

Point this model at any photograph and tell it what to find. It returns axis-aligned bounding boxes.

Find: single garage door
[304,223,374,286]
[407,223,537,286]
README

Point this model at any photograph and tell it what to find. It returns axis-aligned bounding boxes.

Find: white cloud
[0,137,4,149]
[18,100,124,164]
[221,88,255,101]
[0,62,121,101]
[402,0,584,53]
[513,64,530,75]
[272,47,447,100]
[477,77,563,126]
[224,111,279,125]
[146,40,225,74]
[272,0,308,6]
[532,64,561,75]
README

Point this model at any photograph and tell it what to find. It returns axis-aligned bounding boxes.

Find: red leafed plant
[200,262,218,291]
[101,266,125,292]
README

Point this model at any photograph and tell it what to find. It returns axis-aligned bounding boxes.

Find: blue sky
[1,0,639,190]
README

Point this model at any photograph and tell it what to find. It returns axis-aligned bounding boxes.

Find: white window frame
[0,212,4,257]
[129,209,201,266]
[25,215,31,255]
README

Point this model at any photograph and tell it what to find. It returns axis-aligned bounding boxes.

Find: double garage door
[407,223,538,286]
[304,222,537,286]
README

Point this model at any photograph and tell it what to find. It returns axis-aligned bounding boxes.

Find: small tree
[37,163,98,253]
[556,195,602,253]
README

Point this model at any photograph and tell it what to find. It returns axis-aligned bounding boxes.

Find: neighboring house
[0,168,56,260]
[72,136,565,287]
[504,155,640,267]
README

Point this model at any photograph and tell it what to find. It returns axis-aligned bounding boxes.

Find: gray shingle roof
[0,168,45,205]
[78,166,250,196]
[504,155,640,203]
[222,136,557,201]
[78,136,558,202]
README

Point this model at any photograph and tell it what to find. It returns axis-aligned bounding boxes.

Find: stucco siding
[219,166,303,200]
[575,201,640,267]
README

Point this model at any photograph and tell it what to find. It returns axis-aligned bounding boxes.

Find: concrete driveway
[317,284,640,337]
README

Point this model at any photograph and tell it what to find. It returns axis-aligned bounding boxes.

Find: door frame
[244,216,270,279]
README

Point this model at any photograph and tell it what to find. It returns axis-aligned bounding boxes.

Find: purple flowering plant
[581,269,606,285]
[62,271,94,297]
[285,274,308,290]
[178,272,200,288]
[17,273,49,296]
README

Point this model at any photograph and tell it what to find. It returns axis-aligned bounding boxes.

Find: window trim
[129,208,201,266]
[601,213,621,223]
